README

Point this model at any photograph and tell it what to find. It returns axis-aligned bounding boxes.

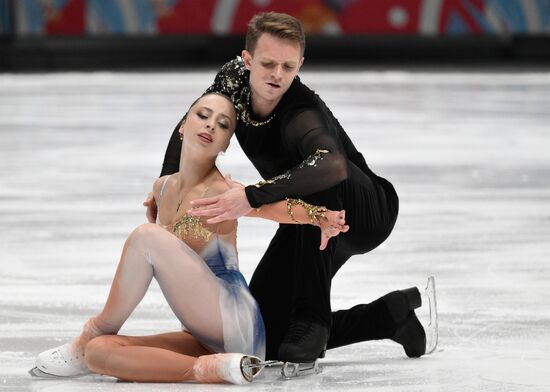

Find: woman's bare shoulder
[153,174,172,198]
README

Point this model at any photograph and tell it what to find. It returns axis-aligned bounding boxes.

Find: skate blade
[29,367,61,378]
[241,359,279,381]
[243,360,278,370]
[281,360,321,380]
[425,276,439,354]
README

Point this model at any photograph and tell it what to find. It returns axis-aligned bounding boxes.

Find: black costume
[161,58,423,360]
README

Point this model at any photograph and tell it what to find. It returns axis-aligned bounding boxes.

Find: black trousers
[249,163,400,359]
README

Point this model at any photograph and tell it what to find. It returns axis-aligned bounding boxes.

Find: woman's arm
[247,198,331,225]
[248,198,348,251]
[238,176,349,250]
[143,176,169,223]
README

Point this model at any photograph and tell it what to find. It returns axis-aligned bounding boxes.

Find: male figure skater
[149,12,435,364]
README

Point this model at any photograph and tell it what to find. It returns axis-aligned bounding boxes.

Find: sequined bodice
[156,176,215,241]
[156,176,237,269]
[172,214,213,242]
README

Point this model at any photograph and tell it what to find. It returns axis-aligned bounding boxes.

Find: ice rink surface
[1,66,549,391]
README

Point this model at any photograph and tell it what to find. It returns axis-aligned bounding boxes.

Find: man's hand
[143,192,158,223]
[319,209,349,250]
[188,175,253,224]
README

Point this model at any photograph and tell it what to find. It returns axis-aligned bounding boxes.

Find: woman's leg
[85,331,262,384]
[37,223,228,377]
[85,331,211,382]
[80,223,225,351]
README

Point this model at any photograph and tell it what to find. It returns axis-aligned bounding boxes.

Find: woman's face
[180,94,236,156]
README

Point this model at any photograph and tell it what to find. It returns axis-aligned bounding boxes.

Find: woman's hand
[143,192,158,223]
[318,209,349,250]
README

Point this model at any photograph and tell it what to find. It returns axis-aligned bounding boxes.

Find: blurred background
[1,0,550,71]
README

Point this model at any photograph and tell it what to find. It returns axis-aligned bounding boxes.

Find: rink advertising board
[2,0,550,37]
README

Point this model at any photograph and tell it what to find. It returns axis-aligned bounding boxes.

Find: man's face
[242,33,304,106]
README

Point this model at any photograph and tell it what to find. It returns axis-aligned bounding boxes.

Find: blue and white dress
[157,176,265,359]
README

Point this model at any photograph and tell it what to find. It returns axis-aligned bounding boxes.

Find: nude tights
[76,223,228,382]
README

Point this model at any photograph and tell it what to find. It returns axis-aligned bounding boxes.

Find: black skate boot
[392,311,426,358]
[383,285,425,357]
[277,320,329,363]
[385,277,438,357]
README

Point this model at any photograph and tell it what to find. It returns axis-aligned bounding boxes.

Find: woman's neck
[177,148,217,189]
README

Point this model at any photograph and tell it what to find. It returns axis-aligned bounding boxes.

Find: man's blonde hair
[245,12,305,56]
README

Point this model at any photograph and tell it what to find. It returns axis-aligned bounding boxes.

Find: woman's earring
[179,133,183,141]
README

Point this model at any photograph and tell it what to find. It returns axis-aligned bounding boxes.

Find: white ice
[1,67,550,391]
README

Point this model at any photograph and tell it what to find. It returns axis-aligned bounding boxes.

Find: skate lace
[50,344,83,364]
[50,347,66,363]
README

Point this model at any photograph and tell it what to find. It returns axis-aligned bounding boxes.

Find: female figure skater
[31,93,348,384]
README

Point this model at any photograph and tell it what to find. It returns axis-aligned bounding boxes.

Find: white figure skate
[29,343,90,378]
[194,353,265,384]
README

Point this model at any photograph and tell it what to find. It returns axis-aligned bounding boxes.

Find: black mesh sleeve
[245,109,349,208]
[160,118,183,177]
[318,97,371,175]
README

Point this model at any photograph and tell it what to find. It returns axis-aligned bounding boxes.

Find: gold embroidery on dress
[173,214,213,242]
[254,149,330,188]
